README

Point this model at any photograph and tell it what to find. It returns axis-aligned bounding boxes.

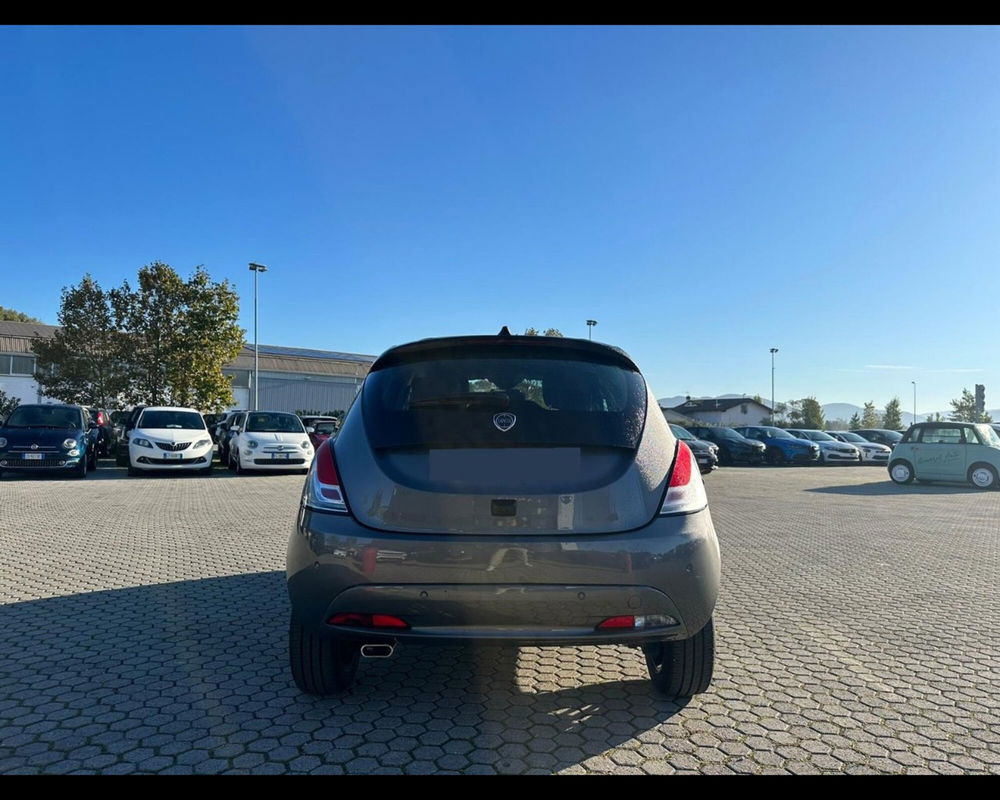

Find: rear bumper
[287,506,721,645]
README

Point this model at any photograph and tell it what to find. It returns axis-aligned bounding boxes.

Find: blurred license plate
[272,453,290,460]
[164,453,183,460]
[23,453,43,460]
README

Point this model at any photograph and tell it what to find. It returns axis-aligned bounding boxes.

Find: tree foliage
[848,412,861,428]
[0,306,42,323]
[31,275,131,407]
[523,327,564,337]
[860,401,881,428]
[949,387,993,423]
[799,397,825,429]
[32,264,244,412]
[0,388,19,420]
[882,396,904,430]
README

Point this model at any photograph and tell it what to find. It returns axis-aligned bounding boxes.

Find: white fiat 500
[228,411,314,473]
[128,406,214,476]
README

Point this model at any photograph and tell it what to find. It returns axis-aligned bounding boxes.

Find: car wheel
[288,616,360,695]
[968,463,998,490]
[889,460,914,485]
[644,617,715,699]
[766,447,785,466]
[235,450,245,474]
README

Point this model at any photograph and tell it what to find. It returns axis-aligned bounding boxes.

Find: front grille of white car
[156,441,191,452]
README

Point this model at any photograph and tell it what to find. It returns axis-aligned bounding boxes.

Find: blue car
[733,425,821,465]
[0,403,98,478]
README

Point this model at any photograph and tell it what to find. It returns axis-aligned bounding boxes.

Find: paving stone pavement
[1,462,998,774]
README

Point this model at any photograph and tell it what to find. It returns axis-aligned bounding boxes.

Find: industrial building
[0,320,376,414]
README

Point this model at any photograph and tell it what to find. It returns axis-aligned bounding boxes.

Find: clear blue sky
[2,26,998,413]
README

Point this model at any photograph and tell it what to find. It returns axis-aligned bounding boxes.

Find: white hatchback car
[228,410,314,473]
[128,406,214,476]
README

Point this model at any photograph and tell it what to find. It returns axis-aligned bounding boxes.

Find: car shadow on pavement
[806,481,981,496]
[0,572,687,774]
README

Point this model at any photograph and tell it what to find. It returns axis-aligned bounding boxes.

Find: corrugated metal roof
[0,320,58,339]
[0,320,374,376]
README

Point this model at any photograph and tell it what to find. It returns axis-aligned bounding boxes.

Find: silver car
[287,331,721,697]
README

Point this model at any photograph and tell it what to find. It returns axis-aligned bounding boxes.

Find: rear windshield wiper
[408,392,511,411]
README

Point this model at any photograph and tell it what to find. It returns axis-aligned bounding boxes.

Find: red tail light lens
[304,440,349,513]
[659,441,708,516]
[598,616,636,629]
[328,613,409,630]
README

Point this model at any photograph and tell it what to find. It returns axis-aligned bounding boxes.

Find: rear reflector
[658,440,708,516]
[598,616,636,629]
[328,613,409,630]
[596,614,678,631]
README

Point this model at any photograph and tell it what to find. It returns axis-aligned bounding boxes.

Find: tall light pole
[586,319,597,340]
[912,381,917,426]
[248,262,268,411]
[770,348,779,424]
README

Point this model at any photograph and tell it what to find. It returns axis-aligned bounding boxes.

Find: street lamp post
[770,348,779,424]
[586,319,597,340]
[912,381,917,426]
[248,262,268,411]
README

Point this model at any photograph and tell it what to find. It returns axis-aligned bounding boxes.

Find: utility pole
[586,319,597,340]
[911,381,916,426]
[770,348,779,424]
[248,262,268,411]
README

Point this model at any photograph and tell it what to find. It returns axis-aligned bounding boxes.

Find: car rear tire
[643,617,715,699]
[288,617,360,695]
[968,463,998,490]
[889,460,914,485]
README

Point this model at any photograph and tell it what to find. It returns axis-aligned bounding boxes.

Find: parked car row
[663,422,905,469]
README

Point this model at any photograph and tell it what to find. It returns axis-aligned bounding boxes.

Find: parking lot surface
[1,463,998,774]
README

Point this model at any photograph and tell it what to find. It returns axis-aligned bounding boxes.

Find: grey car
[287,331,721,697]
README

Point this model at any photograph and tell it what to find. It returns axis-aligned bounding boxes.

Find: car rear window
[363,347,647,449]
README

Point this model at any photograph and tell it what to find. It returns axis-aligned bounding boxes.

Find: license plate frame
[22,452,44,460]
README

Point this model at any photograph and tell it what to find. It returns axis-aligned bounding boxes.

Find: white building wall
[0,375,45,405]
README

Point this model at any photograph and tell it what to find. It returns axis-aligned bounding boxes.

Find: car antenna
[498,325,512,338]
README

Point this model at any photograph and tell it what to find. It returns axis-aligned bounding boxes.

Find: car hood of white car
[816,440,858,450]
[242,432,309,445]
[133,428,209,444]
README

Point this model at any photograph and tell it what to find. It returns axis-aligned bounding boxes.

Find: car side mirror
[306,426,315,434]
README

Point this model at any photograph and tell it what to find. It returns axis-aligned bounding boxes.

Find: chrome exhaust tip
[360,643,394,659]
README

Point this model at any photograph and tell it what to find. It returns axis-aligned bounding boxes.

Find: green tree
[785,399,805,427]
[800,397,825,429]
[926,412,944,422]
[848,412,861,428]
[113,263,244,411]
[0,306,42,323]
[523,327,563,337]
[948,388,993,423]
[31,275,131,407]
[882,396,904,430]
[0,388,19,419]
[860,401,881,428]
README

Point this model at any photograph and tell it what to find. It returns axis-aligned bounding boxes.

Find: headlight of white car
[132,438,153,448]
[247,440,259,449]
[301,440,311,449]
[63,438,77,449]
[194,439,211,448]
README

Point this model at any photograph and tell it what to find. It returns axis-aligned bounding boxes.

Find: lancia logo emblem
[30,444,38,450]
[493,412,516,432]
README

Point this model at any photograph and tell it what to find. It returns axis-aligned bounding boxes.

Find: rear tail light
[659,441,708,516]
[597,614,677,630]
[303,440,349,513]
[328,612,409,630]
